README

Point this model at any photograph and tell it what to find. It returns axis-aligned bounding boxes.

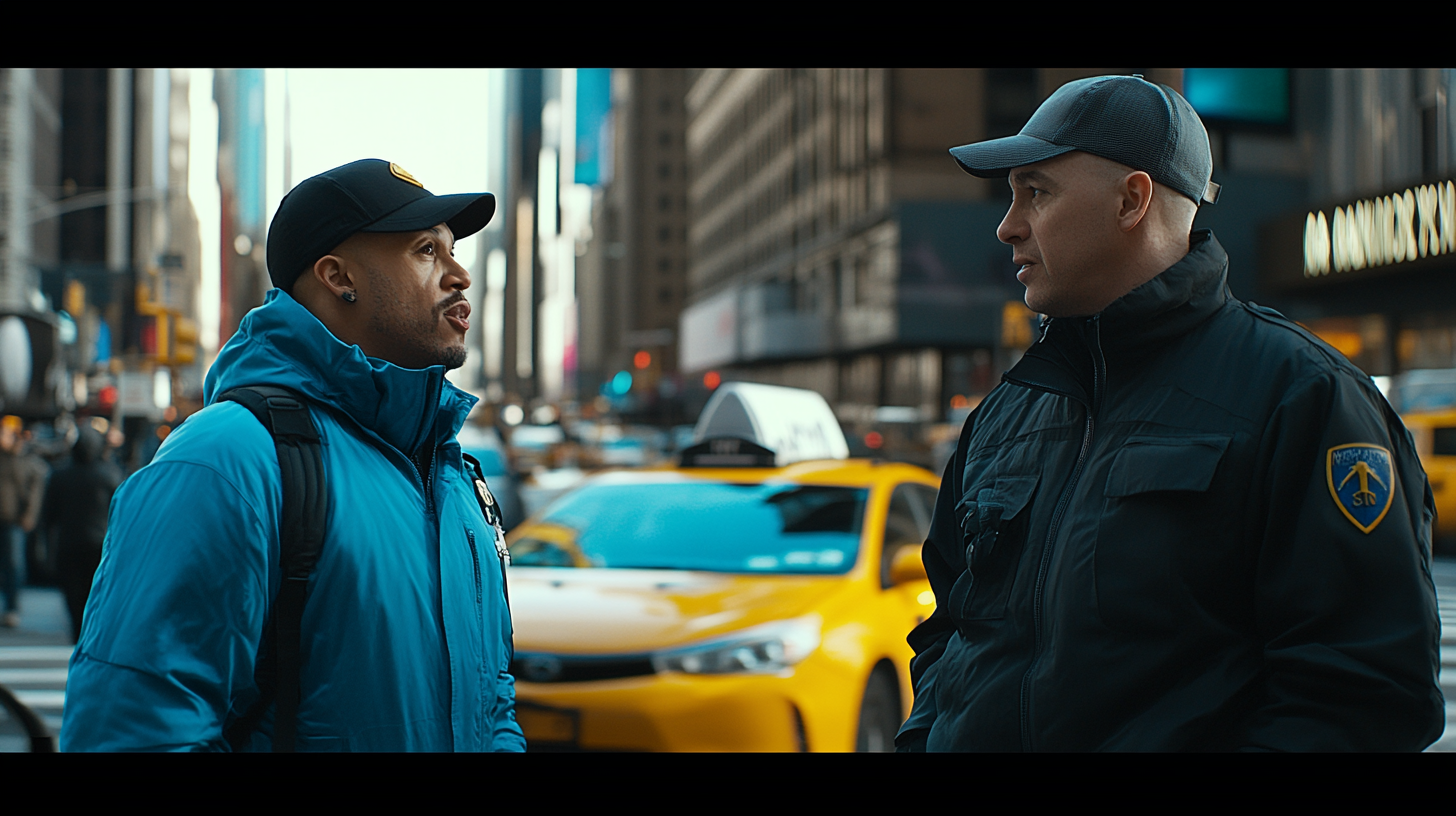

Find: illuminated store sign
[1303,181,1456,277]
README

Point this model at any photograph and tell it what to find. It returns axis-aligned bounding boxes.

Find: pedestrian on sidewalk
[41,426,122,641]
[0,416,47,629]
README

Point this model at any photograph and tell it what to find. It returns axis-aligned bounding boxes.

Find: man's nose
[997,204,1026,245]
[445,254,471,291]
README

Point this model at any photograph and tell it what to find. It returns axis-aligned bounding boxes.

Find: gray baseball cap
[949,74,1221,206]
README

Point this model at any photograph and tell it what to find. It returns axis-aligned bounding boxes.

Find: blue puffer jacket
[61,290,525,752]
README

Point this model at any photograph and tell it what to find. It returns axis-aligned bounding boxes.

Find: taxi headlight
[650,614,822,675]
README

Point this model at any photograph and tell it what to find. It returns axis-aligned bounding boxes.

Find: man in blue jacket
[61,159,525,751]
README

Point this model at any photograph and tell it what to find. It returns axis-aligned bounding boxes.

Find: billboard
[574,68,612,187]
[1183,68,1290,130]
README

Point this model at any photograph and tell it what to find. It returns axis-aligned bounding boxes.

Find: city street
[1,66,1452,753]
[1429,557,1456,752]
[3,561,1454,752]
[0,588,71,750]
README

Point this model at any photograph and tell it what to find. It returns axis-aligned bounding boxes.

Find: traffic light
[632,349,661,395]
[173,317,198,365]
[134,282,198,366]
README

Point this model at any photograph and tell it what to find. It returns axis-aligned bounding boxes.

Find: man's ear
[309,254,356,299]
[1116,171,1155,233]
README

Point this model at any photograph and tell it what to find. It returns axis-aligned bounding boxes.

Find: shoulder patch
[1326,444,1394,533]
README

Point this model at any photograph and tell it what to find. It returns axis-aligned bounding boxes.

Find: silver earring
[341,290,357,303]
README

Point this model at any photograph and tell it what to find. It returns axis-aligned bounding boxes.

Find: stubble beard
[368,293,468,371]
[438,344,468,371]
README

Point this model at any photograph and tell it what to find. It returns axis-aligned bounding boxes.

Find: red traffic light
[97,385,118,413]
[703,371,721,390]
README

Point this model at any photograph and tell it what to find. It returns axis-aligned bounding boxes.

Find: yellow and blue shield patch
[1326,444,1394,533]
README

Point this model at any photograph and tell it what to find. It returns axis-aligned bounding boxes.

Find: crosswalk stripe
[0,647,73,662]
[0,668,68,684]
[0,644,73,743]
[12,690,65,709]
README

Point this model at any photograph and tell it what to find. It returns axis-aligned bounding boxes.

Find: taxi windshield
[518,479,867,574]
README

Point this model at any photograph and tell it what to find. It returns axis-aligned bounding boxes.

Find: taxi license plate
[517,703,579,746]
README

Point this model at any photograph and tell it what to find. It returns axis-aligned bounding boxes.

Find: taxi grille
[511,652,656,683]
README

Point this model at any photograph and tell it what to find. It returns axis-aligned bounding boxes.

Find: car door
[875,480,938,718]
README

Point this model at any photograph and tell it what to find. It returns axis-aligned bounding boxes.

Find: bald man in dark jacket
[899,75,1442,751]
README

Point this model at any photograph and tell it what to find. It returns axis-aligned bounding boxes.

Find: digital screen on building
[1183,68,1289,127]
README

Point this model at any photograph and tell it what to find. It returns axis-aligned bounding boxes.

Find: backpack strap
[216,385,326,753]
[462,452,510,608]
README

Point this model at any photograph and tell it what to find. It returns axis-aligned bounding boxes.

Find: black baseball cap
[949,75,1221,206]
[266,159,497,292]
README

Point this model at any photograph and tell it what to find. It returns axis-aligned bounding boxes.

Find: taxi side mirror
[888,544,927,585]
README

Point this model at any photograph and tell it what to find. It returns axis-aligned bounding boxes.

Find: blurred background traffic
[0,68,1453,750]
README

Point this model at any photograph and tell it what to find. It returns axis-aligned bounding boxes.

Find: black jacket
[42,427,122,560]
[897,231,1445,751]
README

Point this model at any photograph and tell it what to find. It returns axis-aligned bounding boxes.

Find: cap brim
[362,192,497,240]
[949,135,1077,178]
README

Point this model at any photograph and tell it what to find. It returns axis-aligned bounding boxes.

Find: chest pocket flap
[1105,434,1231,497]
[957,474,1039,530]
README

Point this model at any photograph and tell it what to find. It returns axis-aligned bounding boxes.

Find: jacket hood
[203,289,476,456]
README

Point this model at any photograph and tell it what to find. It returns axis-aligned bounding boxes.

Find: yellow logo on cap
[389,163,423,188]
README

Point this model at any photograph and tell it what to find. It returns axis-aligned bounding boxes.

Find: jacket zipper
[1009,316,1104,752]
[466,529,482,605]
[411,445,438,518]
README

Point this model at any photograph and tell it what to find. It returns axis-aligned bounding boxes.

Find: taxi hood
[508,567,849,654]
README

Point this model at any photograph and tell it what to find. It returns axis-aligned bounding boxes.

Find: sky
[193,68,502,367]
[276,69,498,273]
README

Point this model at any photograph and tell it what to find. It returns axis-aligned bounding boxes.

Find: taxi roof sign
[692,382,850,467]
[679,437,777,468]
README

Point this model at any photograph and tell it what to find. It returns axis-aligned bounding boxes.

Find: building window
[658,163,672,179]
[854,257,871,307]
[658,257,672,273]
[659,226,672,244]
[658,130,672,146]
[659,286,674,304]
[659,194,672,211]
[1423,102,1442,180]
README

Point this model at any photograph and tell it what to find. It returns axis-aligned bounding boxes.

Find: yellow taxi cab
[1397,407,1456,553]
[1395,369,1456,554]
[503,383,940,751]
